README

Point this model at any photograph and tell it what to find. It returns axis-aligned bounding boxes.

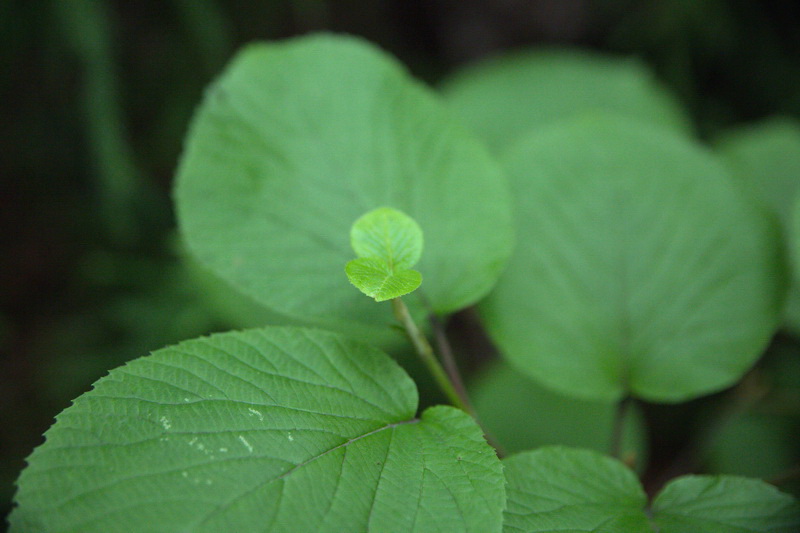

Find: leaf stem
[392,298,507,457]
[610,395,632,461]
[391,298,469,413]
[429,313,474,414]
[428,311,507,457]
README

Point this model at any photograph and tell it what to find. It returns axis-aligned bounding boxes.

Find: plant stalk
[391,298,507,457]
[610,396,632,461]
[391,298,470,413]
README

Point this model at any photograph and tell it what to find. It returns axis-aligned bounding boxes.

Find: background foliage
[3,0,800,525]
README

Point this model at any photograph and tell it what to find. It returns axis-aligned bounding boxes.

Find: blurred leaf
[481,115,785,402]
[716,118,800,333]
[703,412,797,481]
[470,361,646,468]
[716,117,800,227]
[440,47,690,153]
[175,34,513,334]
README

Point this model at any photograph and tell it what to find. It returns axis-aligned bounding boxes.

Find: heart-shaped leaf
[440,47,690,153]
[481,115,785,402]
[503,447,800,533]
[175,34,513,333]
[11,327,505,532]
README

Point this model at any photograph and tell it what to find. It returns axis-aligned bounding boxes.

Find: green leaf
[503,447,651,533]
[716,118,800,333]
[345,257,422,302]
[440,47,690,153]
[716,117,800,228]
[175,34,514,333]
[470,361,646,467]
[503,447,800,533]
[345,207,424,301]
[702,411,797,485]
[653,476,800,532]
[481,115,785,402]
[11,327,505,532]
[350,207,423,270]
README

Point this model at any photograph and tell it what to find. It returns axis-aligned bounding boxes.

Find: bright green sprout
[345,207,423,301]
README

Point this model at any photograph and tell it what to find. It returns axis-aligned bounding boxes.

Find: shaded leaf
[716,117,800,333]
[441,47,690,153]
[470,361,646,468]
[503,447,651,533]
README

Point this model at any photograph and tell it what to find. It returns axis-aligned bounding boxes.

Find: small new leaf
[346,207,423,301]
[346,257,422,302]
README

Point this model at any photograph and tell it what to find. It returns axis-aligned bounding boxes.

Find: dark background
[3,0,800,523]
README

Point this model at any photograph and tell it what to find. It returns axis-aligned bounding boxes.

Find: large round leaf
[503,447,800,532]
[175,34,513,332]
[12,327,505,532]
[481,116,785,402]
[440,47,690,153]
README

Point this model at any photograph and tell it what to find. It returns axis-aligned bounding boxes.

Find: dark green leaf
[716,118,800,333]
[503,447,800,532]
[503,447,651,532]
[12,327,505,532]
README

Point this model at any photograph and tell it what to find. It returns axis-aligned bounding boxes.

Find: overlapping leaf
[716,118,800,333]
[11,327,505,532]
[441,47,690,153]
[346,207,423,301]
[481,115,785,402]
